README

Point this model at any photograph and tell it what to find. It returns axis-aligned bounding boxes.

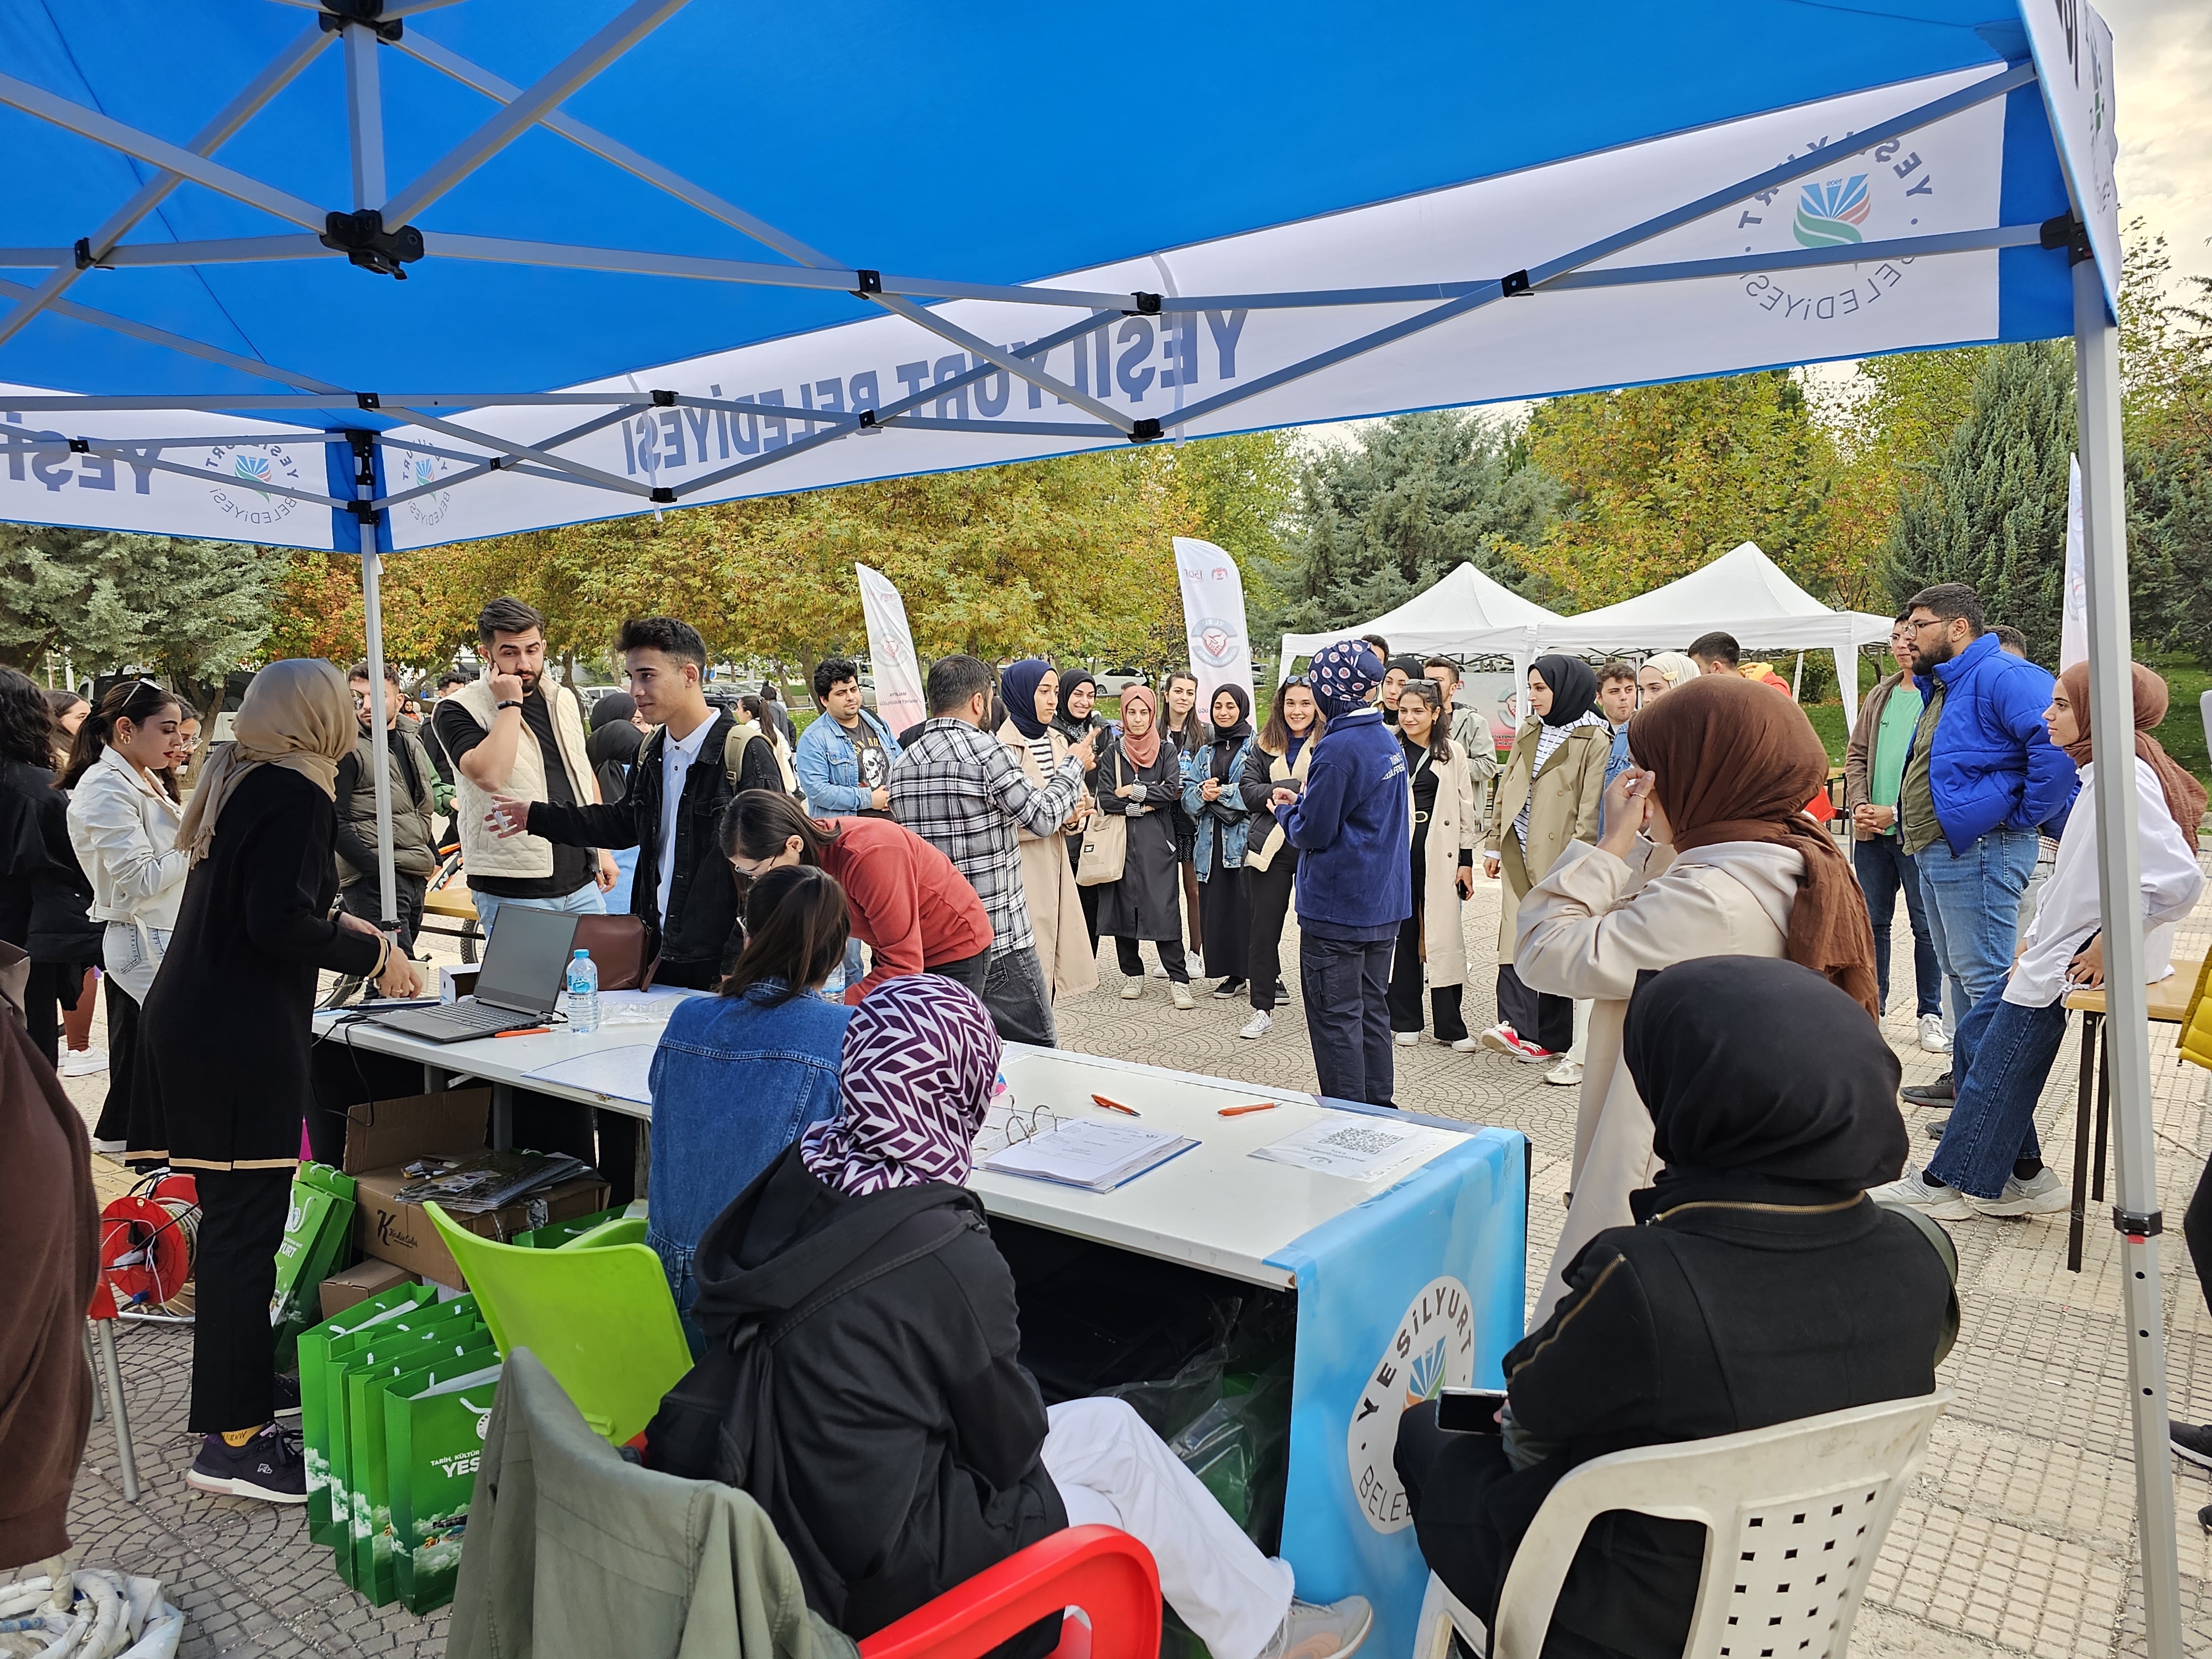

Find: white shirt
[2006,756,2204,1008]
[655,713,717,923]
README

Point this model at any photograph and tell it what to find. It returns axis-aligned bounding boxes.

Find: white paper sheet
[521,1045,658,1104]
[979,1120,1197,1192]
[1248,1116,1449,1182]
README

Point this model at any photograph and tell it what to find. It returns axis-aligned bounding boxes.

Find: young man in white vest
[432,596,613,938]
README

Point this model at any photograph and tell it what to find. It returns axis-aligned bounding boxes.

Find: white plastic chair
[1415,1390,1951,1659]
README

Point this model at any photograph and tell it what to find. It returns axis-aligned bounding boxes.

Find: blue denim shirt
[1597,721,1634,837]
[646,982,851,1316]
[791,708,901,815]
[1182,737,1255,880]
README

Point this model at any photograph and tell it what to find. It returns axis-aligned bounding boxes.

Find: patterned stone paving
[17,851,2212,1658]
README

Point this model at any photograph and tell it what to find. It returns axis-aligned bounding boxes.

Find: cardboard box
[438,964,480,1005]
[354,1169,611,1289]
[321,1258,419,1320]
[340,1089,492,1176]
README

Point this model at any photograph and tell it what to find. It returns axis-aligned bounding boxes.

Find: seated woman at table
[1875,661,2204,1222]
[1394,957,1952,1659]
[646,863,851,1325]
[657,975,1373,1659]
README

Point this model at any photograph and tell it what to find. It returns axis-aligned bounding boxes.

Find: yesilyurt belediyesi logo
[204,443,301,528]
[1345,1275,1474,1533]
[1192,617,1242,670]
[1793,174,1871,245]
[395,449,456,530]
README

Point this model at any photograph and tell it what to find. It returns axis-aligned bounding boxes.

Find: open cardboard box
[345,1090,609,1289]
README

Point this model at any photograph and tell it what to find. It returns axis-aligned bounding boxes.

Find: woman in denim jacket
[646,864,853,1331]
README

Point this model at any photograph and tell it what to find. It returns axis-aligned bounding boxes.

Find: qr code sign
[1319,1125,1401,1156]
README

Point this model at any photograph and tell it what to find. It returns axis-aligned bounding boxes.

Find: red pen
[494,1026,554,1038]
[1218,1102,1279,1118]
[1090,1094,1141,1117]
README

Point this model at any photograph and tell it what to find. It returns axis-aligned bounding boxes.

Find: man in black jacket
[487,617,743,990]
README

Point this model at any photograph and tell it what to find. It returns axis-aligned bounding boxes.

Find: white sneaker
[1545,1058,1584,1087]
[1239,1010,1273,1040]
[1395,1030,1419,1046]
[1150,964,1168,979]
[1918,1013,1950,1053]
[1171,982,1196,1010]
[1449,1035,1480,1052]
[1973,1166,2069,1217]
[1867,1164,1973,1220]
[1187,952,1203,977]
[1120,981,1144,1000]
[90,1136,127,1154]
[1258,1595,1373,1659]
[58,1046,109,1077]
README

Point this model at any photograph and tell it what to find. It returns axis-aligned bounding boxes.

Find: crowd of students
[6,571,2210,1659]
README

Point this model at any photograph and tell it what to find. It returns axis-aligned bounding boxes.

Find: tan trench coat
[1484,720,1608,961]
[1513,837,1805,1316]
[997,722,1099,1000]
[1411,739,1482,990]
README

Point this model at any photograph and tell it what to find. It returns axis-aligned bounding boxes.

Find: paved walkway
[20,859,2212,1659]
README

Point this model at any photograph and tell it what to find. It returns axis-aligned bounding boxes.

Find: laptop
[365,905,580,1044]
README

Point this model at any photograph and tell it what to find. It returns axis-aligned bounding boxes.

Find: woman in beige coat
[997,660,1099,1001]
[1386,680,1480,1047]
[1515,675,1884,1316]
[1478,656,1608,1062]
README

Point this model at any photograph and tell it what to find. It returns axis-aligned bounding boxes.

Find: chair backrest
[425,1201,691,1444]
[1492,1390,1952,1659]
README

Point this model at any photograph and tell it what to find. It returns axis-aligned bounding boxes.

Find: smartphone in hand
[1436,1387,1507,1434]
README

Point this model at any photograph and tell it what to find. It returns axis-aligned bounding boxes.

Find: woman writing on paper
[661,975,1373,1659]
[1092,685,1195,1006]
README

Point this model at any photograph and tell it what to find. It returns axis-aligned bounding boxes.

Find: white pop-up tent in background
[1276,562,1564,696]
[1,3,2180,1648]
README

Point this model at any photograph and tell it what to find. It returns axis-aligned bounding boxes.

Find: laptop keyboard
[424,1000,529,1032]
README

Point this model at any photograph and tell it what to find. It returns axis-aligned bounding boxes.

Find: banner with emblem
[855,562,927,737]
[1173,536,1255,719]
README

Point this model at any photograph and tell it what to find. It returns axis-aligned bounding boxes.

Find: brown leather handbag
[572,914,658,990]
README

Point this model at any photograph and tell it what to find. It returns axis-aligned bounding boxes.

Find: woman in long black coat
[1091,685,1192,1006]
[140,660,422,1504]
[1394,957,1951,1659]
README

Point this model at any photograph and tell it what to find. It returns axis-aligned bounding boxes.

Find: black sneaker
[1212,978,1247,999]
[2172,1421,2212,1471]
[1923,1115,1950,1140]
[272,1374,302,1418]
[188,1425,308,1503]
[1901,1072,1954,1107]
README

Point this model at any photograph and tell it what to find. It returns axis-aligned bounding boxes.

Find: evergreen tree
[1879,342,2075,662]
[1278,410,1558,635]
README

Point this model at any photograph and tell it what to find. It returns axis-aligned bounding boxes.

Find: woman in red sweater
[723,790,993,1005]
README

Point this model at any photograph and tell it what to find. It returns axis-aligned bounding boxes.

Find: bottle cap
[572,948,589,958]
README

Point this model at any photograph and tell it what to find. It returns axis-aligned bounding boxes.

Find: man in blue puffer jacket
[1269,640,1413,1108]
[1895,583,2077,1107]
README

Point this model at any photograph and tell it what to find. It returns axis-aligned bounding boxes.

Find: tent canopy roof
[1536,542,1897,654]
[1279,562,1563,677]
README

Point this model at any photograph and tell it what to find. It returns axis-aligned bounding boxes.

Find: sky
[2102,0,2212,285]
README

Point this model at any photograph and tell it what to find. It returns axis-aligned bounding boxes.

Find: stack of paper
[979,1119,1198,1193]
[1248,1116,1448,1183]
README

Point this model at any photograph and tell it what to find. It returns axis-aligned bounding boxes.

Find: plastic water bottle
[565,949,599,1035]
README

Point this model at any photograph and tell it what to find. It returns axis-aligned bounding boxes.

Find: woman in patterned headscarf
[674,972,1373,1659]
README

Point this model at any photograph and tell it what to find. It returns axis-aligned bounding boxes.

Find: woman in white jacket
[1514,675,1882,1316]
[64,681,189,1154]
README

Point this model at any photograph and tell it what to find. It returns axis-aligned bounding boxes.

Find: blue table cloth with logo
[1269,1107,1526,1659]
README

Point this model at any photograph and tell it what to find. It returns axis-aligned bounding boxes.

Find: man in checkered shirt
[890,654,1099,1046]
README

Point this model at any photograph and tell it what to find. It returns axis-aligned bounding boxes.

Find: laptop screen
[475,905,582,1014]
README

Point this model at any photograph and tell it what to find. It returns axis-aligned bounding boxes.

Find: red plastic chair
[858,1526,1161,1659]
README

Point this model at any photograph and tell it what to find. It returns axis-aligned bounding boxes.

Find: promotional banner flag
[2061,454,2088,671]
[1174,537,1255,720]
[855,564,926,735]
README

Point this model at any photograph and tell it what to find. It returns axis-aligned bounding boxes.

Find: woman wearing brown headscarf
[1514,674,1882,1315]
[1091,685,1197,1006]
[139,660,424,1505]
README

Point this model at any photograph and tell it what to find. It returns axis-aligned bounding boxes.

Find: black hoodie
[662,1143,1066,1638]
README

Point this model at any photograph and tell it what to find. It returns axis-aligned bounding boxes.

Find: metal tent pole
[361,540,400,938]
[2072,251,2185,1659]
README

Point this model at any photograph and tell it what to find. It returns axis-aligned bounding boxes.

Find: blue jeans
[1853,835,1941,1018]
[1925,979,2069,1198]
[470,880,606,942]
[1914,826,2038,1076]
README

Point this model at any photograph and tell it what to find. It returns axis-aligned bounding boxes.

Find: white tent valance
[1276,561,1564,687]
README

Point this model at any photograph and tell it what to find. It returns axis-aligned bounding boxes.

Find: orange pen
[1218,1102,1279,1118]
[1090,1094,1141,1117]
[494,1026,554,1038]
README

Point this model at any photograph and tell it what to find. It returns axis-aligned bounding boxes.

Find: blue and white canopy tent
[1,3,2177,1646]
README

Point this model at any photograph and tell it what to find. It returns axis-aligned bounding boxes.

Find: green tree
[1878,342,2075,661]
[1280,410,1559,635]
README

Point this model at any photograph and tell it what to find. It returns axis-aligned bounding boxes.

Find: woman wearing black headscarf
[1478,656,1608,1061]
[1182,684,1255,997]
[586,690,644,804]
[1052,670,1109,951]
[1395,957,1951,1659]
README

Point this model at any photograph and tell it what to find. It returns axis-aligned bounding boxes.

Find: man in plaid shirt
[890,654,1099,1046]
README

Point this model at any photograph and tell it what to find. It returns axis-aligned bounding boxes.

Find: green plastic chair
[424,1201,689,1444]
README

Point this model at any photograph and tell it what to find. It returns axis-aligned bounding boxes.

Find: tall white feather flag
[2059,455,2087,672]
[1173,537,1256,720]
[855,564,927,735]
